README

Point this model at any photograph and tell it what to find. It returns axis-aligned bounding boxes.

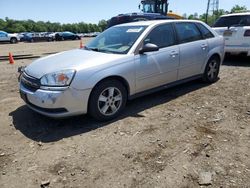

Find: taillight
[244,30,250,37]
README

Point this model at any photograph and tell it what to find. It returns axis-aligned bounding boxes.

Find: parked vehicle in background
[17,32,27,42]
[140,0,183,19]
[107,12,173,28]
[23,32,53,42]
[48,32,57,41]
[82,32,101,37]
[55,31,81,41]
[213,12,250,56]
[0,31,20,44]
[19,20,224,121]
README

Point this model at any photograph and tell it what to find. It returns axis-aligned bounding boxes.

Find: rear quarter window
[197,23,214,39]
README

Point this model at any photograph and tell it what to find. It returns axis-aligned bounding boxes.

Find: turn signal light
[244,30,250,37]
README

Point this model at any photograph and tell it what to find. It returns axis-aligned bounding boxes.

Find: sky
[0,0,250,24]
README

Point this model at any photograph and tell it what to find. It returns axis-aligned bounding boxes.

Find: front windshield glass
[85,25,147,54]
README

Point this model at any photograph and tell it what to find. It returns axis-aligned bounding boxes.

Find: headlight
[40,69,76,86]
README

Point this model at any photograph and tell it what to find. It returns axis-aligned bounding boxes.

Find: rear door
[175,22,208,80]
[135,23,179,93]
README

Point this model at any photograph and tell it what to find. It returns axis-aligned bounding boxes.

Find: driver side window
[144,24,175,48]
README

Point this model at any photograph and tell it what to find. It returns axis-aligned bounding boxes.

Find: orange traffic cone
[80,37,83,48]
[9,52,15,64]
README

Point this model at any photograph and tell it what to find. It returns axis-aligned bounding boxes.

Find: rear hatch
[223,26,250,47]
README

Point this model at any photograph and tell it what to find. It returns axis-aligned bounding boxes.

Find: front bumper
[19,82,92,118]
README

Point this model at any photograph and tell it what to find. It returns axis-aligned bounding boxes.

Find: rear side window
[144,24,175,48]
[239,16,250,26]
[197,23,214,39]
[213,15,250,27]
[175,22,202,43]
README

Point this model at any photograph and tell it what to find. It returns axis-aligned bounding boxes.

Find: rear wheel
[89,79,127,121]
[203,56,220,83]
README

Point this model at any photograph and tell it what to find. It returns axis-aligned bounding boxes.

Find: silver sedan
[19,20,224,121]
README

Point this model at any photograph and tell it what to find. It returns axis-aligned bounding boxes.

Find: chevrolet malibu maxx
[19,20,224,121]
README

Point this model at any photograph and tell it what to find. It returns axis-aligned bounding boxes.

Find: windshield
[213,15,250,27]
[85,25,147,54]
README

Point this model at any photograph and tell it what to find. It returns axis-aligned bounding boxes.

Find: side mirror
[139,43,159,54]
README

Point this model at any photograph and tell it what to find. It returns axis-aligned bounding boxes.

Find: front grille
[21,72,40,92]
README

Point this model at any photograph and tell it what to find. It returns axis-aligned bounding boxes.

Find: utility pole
[205,0,219,24]
[205,0,210,24]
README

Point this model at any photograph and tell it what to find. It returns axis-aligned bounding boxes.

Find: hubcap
[207,60,218,79]
[98,87,122,116]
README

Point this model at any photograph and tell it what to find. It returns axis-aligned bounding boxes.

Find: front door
[135,23,179,93]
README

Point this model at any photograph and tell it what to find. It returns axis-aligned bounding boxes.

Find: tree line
[0,5,248,33]
[0,18,107,33]
[183,5,248,25]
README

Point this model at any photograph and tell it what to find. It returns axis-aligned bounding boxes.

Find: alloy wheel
[207,59,219,80]
[98,87,122,116]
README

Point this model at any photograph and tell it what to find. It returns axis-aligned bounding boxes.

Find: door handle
[201,44,208,50]
[170,51,179,57]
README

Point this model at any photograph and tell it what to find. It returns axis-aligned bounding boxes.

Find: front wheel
[203,56,220,83]
[88,80,127,121]
[10,37,17,44]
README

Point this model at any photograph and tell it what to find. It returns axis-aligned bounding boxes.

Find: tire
[10,37,17,44]
[203,56,220,83]
[88,79,127,121]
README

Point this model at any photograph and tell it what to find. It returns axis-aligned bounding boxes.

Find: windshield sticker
[126,27,143,33]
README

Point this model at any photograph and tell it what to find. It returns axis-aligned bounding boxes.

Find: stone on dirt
[198,171,212,185]
[40,180,50,187]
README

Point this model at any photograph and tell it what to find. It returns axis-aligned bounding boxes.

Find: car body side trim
[129,74,202,100]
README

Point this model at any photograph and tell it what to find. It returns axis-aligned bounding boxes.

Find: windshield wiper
[84,46,99,52]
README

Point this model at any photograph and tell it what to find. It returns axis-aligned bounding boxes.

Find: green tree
[0,18,6,30]
[231,5,247,13]
[98,19,107,31]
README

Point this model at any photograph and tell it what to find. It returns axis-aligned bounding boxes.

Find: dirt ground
[0,40,249,188]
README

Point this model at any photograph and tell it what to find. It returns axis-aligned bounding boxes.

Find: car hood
[25,49,125,78]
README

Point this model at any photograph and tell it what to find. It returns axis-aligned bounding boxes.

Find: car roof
[115,19,204,27]
[220,12,250,17]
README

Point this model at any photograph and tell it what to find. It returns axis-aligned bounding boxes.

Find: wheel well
[10,37,17,41]
[87,76,130,113]
[94,76,130,96]
[209,53,221,63]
